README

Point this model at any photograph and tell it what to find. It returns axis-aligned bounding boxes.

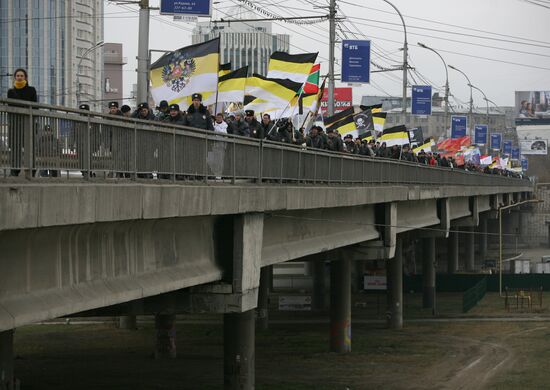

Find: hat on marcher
[159,100,169,109]
[79,104,90,110]
[169,104,180,111]
[344,134,353,140]
[245,110,255,116]
[138,102,149,110]
[121,105,131,113]
[326,128,334,133]
[108,101,119,108]
[191,93,202,101]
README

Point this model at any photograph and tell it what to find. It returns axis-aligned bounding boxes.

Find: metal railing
[0,98,533,187]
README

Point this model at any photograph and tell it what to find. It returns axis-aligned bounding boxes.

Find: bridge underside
[0,183,533,331]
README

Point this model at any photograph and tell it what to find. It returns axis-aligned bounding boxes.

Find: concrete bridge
[0,99,535,389]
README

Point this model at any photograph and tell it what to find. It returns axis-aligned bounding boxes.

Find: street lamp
[382,0,408,113]
[484,97,503,114]
[469,83,489,126]
[76,40,104,107]
[448,65,473,139]
[418,42,449,136]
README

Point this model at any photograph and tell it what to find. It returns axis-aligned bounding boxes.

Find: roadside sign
[490,133,502,150]
[341,40,371,84]
[411,85,432,115]
[503,140,512,155]
[451,116,467,138]
[160,0,212,16]
[474,124,488,145]
[511,147,520,160]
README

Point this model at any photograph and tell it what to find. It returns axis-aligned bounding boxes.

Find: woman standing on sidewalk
[7,68,38,176]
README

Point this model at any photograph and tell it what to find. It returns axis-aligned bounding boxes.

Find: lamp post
[485,97,504,114]
[469,83,489,126]
[76,40,104,107]
[448,65,473,139]
[418,42,449,135]
[383,0,408,113]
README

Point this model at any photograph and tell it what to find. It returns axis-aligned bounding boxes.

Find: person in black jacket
[260,114,274,139]
[305,126,325,149]
[132,102,155,121]
[228,111,250,137]
[164,104,185,125]
[325,128,344,152]
[7,68,38,176]
[245,110,263,139]
[108,101,123,116]
[183,93,214,130]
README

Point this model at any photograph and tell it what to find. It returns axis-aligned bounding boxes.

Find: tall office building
[0,0,104,110]
[191,9,289,75]
[103,43,126,106]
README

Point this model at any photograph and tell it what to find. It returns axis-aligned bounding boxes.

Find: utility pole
[328,0,336,117]
[137,0,150,104]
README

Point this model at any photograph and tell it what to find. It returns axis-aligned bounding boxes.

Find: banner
[321,87,352,116]
[490,133,502,150]
[451,116,467,138]
[515,91,550,123]
[520,139,548,155]
[511,147,520,160]
[411,86,432,115]
[474,124,488,145]
[503,140,512,155]
[341,40,371,84]
[521,158,529,171]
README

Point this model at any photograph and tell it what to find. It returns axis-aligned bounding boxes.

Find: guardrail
[0,98,533,187]
[462,276,487,313]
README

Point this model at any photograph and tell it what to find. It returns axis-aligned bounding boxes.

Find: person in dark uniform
[183,93,214,130]
[155,100,170,122]
[108,101,123,116]
[325,128,344,152]
[164,104,185,125]
[343,134,358,154]
[305,126,325,149]
[120,105,132,118]
[245,110,262,139]
[7,68,38,176]
[132,102,155,121]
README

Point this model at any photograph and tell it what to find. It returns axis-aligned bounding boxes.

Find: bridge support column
[0,330,14,390]
[387,238,403,329]
[118,315,136,330]
[447,231,459,274]
[224,310,255,390]
[464,227,475,272]
[256,266,270,331]
[422,237,436,311]
[479,217,488,260]
[312,258,326,311]
[154,314,176,359]
[330,251,351,353]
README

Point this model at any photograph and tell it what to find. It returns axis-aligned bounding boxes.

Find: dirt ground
[12,317,550,389]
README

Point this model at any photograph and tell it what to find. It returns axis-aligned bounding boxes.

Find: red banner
[320,87,353,116]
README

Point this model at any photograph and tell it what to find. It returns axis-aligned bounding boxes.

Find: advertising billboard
[490,133,502,150]
[474,124,488,145]
[451,116,467,138]
[520,139,548,155]
[515,91,550,123]
[160,0,212,16]
[411,85,432,115]
[341,40,371,84]
[321,87,353,116]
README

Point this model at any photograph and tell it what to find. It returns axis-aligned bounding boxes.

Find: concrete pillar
[0,330,14,390]
[479,218,488,260]
[330,253,351,353]
[312,259,326,311]
[422,237,436,311]
[154,314,176,359]
[386,238,403,329]
[118,315,137,330]
[256,267,270,331]
[447,231,459,274]
[464,227,475,271]
[224,310,255,390]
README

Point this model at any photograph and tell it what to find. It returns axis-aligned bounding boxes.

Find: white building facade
[0,0,104,110]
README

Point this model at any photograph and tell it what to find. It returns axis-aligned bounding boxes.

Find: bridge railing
[0,99,532,187]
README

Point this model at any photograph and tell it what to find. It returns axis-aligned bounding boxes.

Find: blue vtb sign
[411,85,432,115]
[474,124,488,145]
[451,116,467,138]
[503,140,512,155]
[490,133,502,150]
[341,40,371,84]
[160,0,212,16]
[511,147,520,160]
[521,158,528,171]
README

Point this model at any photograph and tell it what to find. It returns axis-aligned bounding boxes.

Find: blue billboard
[160,0,212,16]
[451,116,467,138]
[474,124,488,145]
[511,147,520,160]
[503,140,512,155]
[341,40,371,84]
[411,85,432,115]
[490,133,502,150]
[521,158,528,171]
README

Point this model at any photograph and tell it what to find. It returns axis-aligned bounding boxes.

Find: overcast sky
[105,0,550,108]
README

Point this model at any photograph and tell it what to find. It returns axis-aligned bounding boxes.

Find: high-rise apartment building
[192,20,290,75]
[0,0,104,110]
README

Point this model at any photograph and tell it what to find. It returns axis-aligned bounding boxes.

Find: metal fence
[462,277,487,313]
[0,98,533,188]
